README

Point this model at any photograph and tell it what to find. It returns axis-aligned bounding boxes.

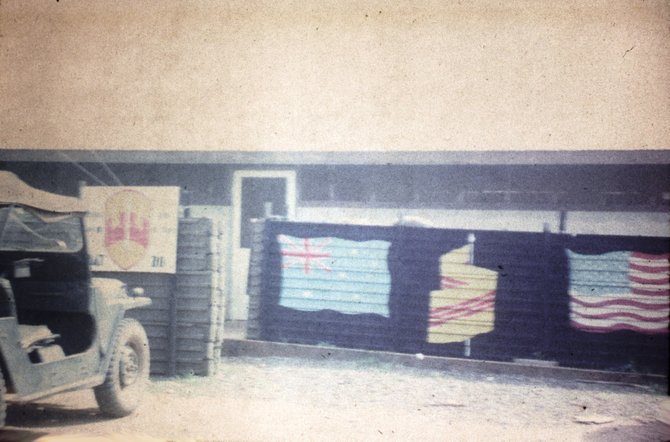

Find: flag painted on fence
[428,244,499,344]
[567,250,670,334]
[278,234,392,317]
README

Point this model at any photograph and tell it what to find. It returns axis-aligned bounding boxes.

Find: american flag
[277,234,392,317]
[428,244,498,344]
[567,250,670,334]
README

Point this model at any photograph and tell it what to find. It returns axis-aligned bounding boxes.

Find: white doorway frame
[227,170,296,320]
[231,170,297,249]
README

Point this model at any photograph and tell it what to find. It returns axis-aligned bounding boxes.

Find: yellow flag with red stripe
[427,245,498,344]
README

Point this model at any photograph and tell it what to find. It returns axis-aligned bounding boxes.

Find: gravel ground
[1,356,668,441]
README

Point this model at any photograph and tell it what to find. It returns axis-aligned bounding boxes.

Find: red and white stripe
[570,251,669,334]
[570,301,668,322]
[440,276,468,290]
[429,290,495,327]
[569,319,669,334]
[629,252,669,296]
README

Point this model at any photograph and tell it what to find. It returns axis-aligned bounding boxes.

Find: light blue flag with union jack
[277,234,392,317]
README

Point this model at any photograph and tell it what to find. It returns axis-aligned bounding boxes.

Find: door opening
[228,171,296,320]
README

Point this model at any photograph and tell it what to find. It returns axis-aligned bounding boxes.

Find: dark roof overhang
[0,149,668,166]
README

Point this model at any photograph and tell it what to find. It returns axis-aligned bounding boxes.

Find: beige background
[81,186,180,273]
[0,0,668,152]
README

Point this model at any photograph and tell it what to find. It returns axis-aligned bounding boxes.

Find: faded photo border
[0,1,669,441]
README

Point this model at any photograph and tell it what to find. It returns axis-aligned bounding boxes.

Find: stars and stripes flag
[567,250,670,334]
[277,234,392,317]
[427,244,499,344]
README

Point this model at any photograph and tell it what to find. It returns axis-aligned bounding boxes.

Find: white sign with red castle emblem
[82,186,180,273]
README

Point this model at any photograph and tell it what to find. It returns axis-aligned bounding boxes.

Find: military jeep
[0,172,151,427]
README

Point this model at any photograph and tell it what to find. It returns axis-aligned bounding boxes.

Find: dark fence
[248,220,669,376]
[97,217,224,376]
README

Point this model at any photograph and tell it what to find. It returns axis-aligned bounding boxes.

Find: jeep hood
[0,171,86,214]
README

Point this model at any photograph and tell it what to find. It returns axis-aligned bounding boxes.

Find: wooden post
[168,274,178,376]
[542,223,552,354]
[464,233,476,357]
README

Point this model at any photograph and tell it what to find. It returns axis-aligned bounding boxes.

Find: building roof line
[0,149,669,165]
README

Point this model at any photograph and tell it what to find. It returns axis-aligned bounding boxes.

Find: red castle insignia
[104,190,152,270]
[105,211,150,248]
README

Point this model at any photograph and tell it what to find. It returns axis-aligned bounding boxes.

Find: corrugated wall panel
[173,217,225,376]
[251,220,669,375]
[246,219,265,339]
[96,217,224,376]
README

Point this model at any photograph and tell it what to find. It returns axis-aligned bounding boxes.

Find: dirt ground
[1,356,668,442]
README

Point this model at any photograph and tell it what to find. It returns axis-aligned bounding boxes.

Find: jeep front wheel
[0,367,6,427]
[94,318,150,417]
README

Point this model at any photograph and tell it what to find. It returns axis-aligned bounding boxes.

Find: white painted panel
[564,211,670,237]
[82,186,180,273]
[296,207,561,233]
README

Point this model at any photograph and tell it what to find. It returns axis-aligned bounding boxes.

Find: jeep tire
[94,318,150,417]
[0,367,6,427]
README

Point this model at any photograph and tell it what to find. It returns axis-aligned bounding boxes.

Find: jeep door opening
[0,172,151,426]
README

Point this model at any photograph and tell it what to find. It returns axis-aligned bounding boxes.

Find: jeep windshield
[0,205,84,252]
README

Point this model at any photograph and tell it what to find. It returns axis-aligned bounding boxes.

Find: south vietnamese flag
[427,244,499,344]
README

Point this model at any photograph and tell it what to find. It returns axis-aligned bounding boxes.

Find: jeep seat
[18,324,59,351]
[0,278,60,351]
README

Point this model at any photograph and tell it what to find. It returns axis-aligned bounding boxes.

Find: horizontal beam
[0,149,669,165]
